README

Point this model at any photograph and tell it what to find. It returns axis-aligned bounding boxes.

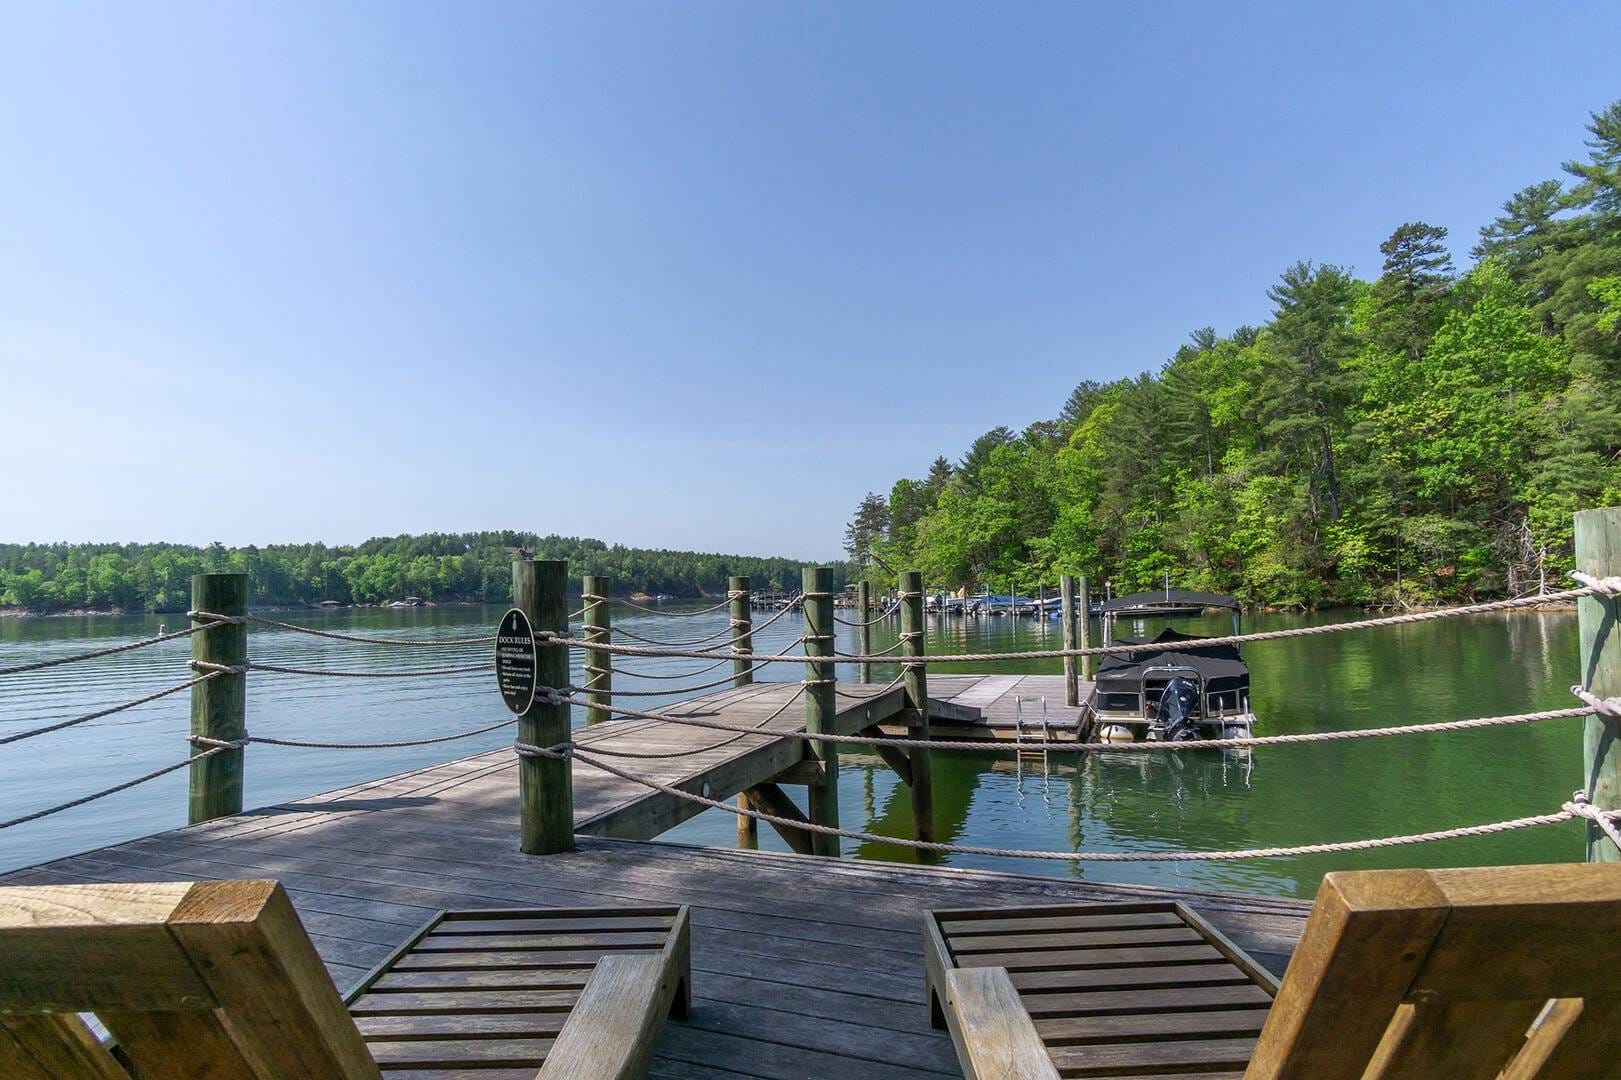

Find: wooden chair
[0,880,690,1078]
[923,863,1621,1079]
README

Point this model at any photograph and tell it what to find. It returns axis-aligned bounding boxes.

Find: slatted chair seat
[925,864,1621,1079]
[0,880,689,1080]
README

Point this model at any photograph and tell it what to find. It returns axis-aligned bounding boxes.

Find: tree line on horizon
[845,101,1621,608]
[0,533,840,614]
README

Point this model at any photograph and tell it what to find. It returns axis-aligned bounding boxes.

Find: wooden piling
[857,580,872,684]
[1060,575,1078,707]
[1576,508,1621,863]
[188,573,247,825]
[582,575,611,726]
[729,576,758,844]
[900,570,934,843]
[729,576,753,689]
[1079,575,1093,680]
[514,559,573,855]
[802,566,840,856]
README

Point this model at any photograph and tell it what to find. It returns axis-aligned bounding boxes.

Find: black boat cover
[1094,627,1249,691]
[1100,589,1240,613]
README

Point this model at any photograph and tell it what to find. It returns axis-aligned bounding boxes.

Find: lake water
[0,602,1586,898]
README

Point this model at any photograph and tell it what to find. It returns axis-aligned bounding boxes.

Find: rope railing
[833,600,903,628]
[614,594,741,617]
[0,672,221,746]
[514,738,1621,862]
[532,579,1610,666]
[193,659,492,678]
[216,613,498,647]
[551,689,1604,755]
[0,620,225,678]
[0,745,234,831]
[610,654,735,680]
[566,645,802,699]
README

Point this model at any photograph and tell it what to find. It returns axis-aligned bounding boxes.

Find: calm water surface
[0,603,1584,898]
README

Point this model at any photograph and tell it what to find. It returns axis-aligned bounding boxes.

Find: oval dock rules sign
[496,608,538,715]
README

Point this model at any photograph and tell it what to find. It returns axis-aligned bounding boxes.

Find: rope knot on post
[514,740,573,760]
[190,660,250,676]
[186,610,249,625]
[1571,685,1621,717]
[1563,790,1621,854]
[188,735,250,751]
[1571,570,1621,595]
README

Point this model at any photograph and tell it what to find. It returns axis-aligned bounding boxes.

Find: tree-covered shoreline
[846,102,1621,608]
[0,534,841,615]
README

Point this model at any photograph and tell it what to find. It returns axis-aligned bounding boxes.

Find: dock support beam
[857,580,872,684]
[189,572,247,825]
[802,566,840,856]
[514,559,573,855]
[901,570,934,844]
[583,575,611,726]
[743,782,816,856]
[1576,508,1621,862]
[1060,575,1078,707]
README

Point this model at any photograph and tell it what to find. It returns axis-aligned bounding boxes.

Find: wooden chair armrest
[940,966,1059,1080]
[536,953,681,1080]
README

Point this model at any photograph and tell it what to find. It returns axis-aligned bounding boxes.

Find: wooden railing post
[729,576,753,688]
[802,566,840,856]
[729,575,757,846]
[1079,575,1093,681]
[189,572,247,825]
[583,575,611,726]
[514,559,573,855]
[857,580,872,684]
[1576,508,1621,862]
[1060,574,1078,707]
[900,570,934,843]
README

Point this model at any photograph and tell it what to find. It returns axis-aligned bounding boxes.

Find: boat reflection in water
[1080,590,1257,746]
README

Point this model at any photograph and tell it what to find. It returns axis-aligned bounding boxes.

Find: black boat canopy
[1093,628,1249,689]
[1100,589,1240,613]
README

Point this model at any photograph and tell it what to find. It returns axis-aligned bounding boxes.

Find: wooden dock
[0,672,1308,1078]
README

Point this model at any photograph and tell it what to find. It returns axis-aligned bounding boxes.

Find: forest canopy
[0,534,839,614]
[845,101,1621,608]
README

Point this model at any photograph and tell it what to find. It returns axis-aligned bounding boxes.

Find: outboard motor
[1158,676,1201,741]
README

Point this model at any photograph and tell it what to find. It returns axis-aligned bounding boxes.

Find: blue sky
[3,2,1618,560]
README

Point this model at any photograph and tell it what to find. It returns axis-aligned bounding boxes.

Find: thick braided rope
[610,597,800,648]
[0,672,221,746]
[0,618,230,677]
[611,654,735,680]
[0,746,232,830]
[568,644,801,698]
[554,692,1595,754]
[189,716,517,752]
[520,741,1606,862]
[203,612,498,647]
[201,660,493,678]
[615,595,738,618]
[575,684,811,761]
[535,582,1605,665]
[834,601,904,628]
[834,670,911,701]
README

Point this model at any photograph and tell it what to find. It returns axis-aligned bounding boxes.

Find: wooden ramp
[0,744,1309,1079]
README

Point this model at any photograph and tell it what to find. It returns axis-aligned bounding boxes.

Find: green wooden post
[189,573,247,825]
[729,575,753,688]
[514,559,573,855]
[1079,575,1093,681]
[1060,574,1078,707]
[900,570,934,843]
[857,580,873,684]
[582,575,611,726]
[1576,508,1621,862]
[730,575,757,845]
[802,566,840,856]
